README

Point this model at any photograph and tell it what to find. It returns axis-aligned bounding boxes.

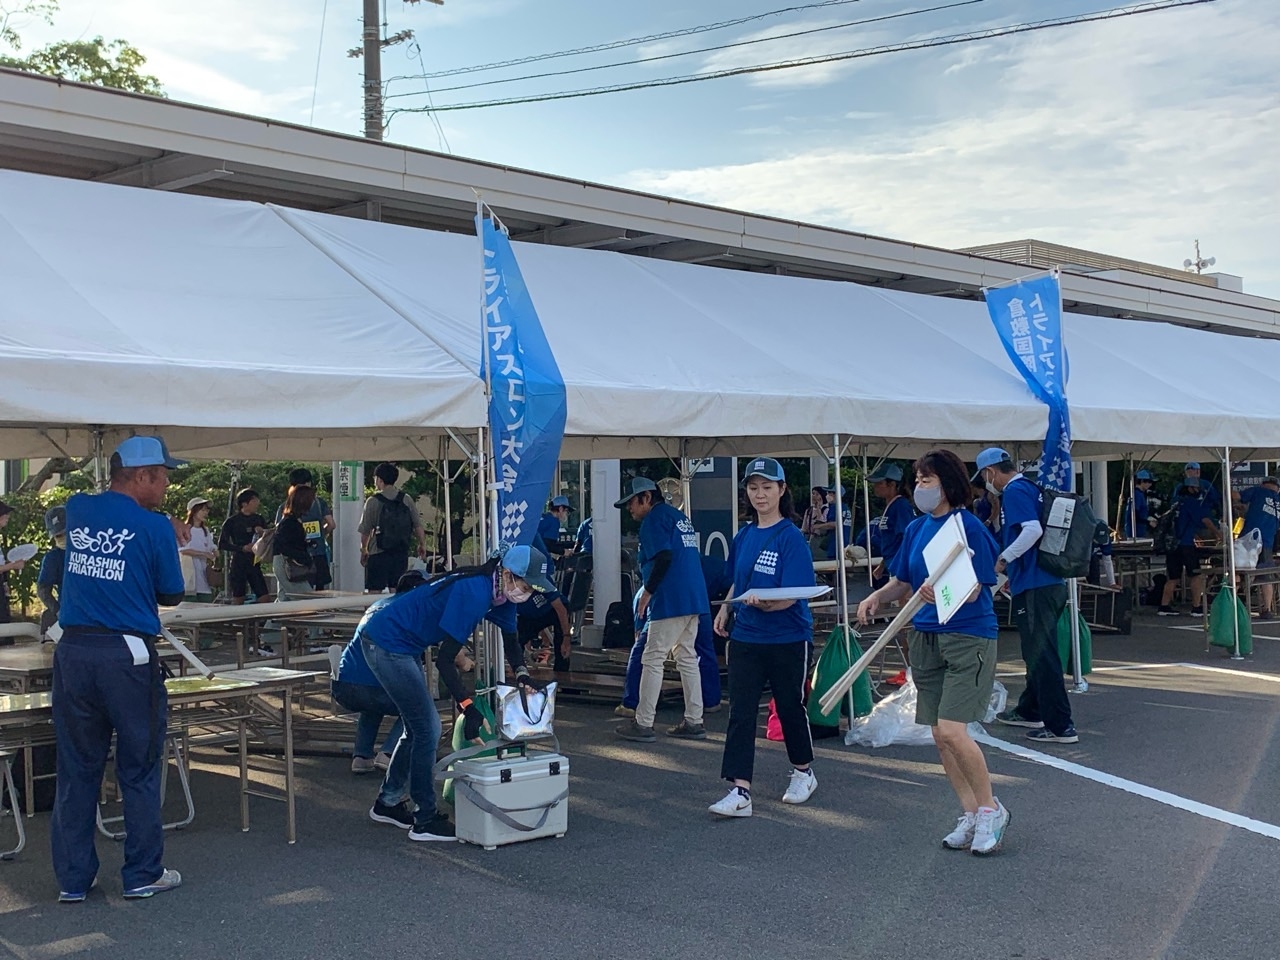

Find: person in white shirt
[179,497,218,604]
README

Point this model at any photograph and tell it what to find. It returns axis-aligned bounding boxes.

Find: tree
[0,1,163,96]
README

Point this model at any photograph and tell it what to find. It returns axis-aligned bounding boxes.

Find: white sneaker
[781,767,817,805]
[709,787,752,818]
[942,812,977,850]
[971,799,1010,856]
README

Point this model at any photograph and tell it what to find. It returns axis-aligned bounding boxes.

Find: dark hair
[283,484,316,518]
[636,489,662,508]
[374,462,399,486]
[742,481,797,525]
[810,486,827,497]
[236,488,260,507]
[912,449,973,510]
[992,460,1018,476]
[288,468,313,486]
[0,500,11,518]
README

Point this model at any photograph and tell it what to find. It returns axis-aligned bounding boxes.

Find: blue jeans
[331,680,404,758]
[50,633,166,893]
[623,612,721,709]
[361,637,440,820]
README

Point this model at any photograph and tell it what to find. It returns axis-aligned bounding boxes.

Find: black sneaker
[1157,606,1179,616]
[1027,725,1079,744]
[369,799,414,829]
[994,709,1043,729]
[1190,605,1205,618]
[408,813,457,842]
[616,719,656,742]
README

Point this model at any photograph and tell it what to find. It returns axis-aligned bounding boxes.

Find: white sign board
[922,513,979,625]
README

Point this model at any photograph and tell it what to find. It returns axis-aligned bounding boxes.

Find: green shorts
[907,630,998,726]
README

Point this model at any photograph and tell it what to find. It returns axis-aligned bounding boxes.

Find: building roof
[2,67,1276,338]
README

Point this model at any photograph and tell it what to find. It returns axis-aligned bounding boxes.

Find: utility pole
[362,0,383,140]
[357,0,443,142]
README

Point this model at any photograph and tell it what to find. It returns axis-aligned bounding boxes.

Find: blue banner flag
[984,272,1073,491]
[480,216,567,546]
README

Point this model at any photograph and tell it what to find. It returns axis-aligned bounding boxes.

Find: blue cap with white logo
[112,436,186,469]
[1185,461,1201,471]
[741,457,785,486]
[501,544,555,594]
[971,447,1012,483]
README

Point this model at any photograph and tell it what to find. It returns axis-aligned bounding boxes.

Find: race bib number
[302,520,322,540]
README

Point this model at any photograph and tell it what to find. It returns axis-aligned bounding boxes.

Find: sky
[6,0,1278,298]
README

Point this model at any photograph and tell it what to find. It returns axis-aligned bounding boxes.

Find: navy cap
[1264,477,1280,487]
[614,477,659,508]
[741,457,786,485]
[868,463,903,483]
[1185,461,1201,471]
[113,436,186,469]
[1135,469,1154,481]
[501,544,556,593]
[550,495,571,509]
[971,447,1011,482]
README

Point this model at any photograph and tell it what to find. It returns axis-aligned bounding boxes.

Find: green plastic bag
[808,626,873,727]
[1056,607,1093,675]
[441,695,499,807]
[1208,582,1253,655]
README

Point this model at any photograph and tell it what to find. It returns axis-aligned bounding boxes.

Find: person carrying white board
[857,449,1009,856]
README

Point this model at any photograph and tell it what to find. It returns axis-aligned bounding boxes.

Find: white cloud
[624,2,1280,298]
[143,50,312,117]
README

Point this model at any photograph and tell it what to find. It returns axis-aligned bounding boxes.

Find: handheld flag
[479,214,567,546]
[984,272,1073,491]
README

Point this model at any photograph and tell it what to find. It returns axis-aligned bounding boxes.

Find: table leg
[23,745,34,818]
[283,690,296,844]
[239,717,249,832]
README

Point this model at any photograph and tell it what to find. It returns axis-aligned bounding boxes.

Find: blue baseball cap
[549,495,571,509]
[112,435,186,469]
[741,457,785,485]
[614,476,659,508]
[971,447,1012,482]
[868,463,903,483]
[1185,461,1201,471]
[1135,469,1154,481]
[501,544,555,593]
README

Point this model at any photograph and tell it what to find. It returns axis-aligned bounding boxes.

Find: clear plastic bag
[843,676,1008,748]
[1234,528,1263,570]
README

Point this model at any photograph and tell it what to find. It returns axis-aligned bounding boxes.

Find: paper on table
[921,513,978,626]
[724,585,832,604]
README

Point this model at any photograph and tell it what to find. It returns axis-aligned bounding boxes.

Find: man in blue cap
[51,436,186,902]
[1121,470,1155,539]
[867,463,915,587]
[614,477,709,742]
[1159,465,1220,616]
[973,448,1078,744]
[534,495,574,577]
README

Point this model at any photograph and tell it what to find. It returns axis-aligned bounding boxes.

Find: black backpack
[1152,504,1181,554]
[1036,484,1110,579]
[375,492,414,552]
[602,600,634,648]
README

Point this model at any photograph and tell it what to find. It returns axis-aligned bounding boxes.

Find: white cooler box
[453,751,569,850]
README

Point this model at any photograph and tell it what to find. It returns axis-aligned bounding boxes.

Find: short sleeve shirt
[876,496,917,568]
[638,502,709,620]
[357,487,419,557]
[1241,487,1280,547]
[999,475,1061,595]
[890,509,999,638]
[37,546,65,589]
[725,520,814,644]
[357,572,495,656]
[59,490,184,636]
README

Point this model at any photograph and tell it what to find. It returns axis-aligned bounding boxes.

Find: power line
[309,0,329,125]
[387,0,1214,116]
[385,0,987,102]
[386,0,871,84]
[404,38,452,152]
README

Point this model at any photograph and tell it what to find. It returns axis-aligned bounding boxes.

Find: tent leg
[1068,577,1088,693]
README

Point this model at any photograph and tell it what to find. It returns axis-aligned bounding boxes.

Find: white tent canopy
[1,168,1277,464]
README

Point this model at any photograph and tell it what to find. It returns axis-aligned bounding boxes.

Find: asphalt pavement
[3,612,1280,960]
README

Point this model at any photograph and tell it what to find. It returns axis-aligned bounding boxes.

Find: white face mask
[913,484,943,514]
[986,482,1000,497]
[502,573,533,604]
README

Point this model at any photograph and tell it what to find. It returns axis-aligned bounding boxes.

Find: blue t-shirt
[972,496,993,526]
[518,587,562,622]
[37,546,65,588]
[1174,484,1218,545]
[890,509,999,639]
[574,518,593,555]
[534,512,561,572]
[826,502,853,559]
[639,502,709,620]
[1000,475,1061,595]
[726,520,814,644]
[875,496,916,568]
[337,627,383,687]
[357,572,497,655]
[1241,487,1280,548]
[1121,487,1149,538]
[59,490,184,636]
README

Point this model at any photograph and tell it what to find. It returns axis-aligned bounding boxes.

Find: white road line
[974,731,1280,842]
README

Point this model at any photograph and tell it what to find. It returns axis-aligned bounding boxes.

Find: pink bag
[765,698,784,741]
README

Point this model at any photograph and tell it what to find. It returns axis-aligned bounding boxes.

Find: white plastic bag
[1235,528,1263,570]
[844,676,1008,747]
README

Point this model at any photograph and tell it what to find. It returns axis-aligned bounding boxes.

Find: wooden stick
[817,541,967,716]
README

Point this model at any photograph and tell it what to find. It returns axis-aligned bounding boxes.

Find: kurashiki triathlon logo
[67,526,136,582]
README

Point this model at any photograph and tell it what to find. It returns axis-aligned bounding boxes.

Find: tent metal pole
[441,437,453,571]
[860,446,874,589]
[830,435,855,722]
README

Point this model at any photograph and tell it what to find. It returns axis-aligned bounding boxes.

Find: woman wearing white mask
[358,544,554,842]
[856,449,1008,856]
